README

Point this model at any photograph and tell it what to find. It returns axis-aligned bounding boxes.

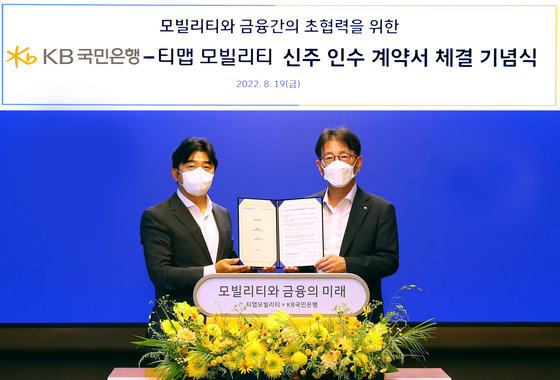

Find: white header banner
[2,1,558,110]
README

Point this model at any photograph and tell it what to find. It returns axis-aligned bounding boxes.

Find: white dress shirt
[322,183,357,258]
[176,189,219,276]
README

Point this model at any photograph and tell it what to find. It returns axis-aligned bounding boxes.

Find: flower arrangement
[135,285,435,380]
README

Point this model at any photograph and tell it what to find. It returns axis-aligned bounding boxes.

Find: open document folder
[238,197,324,268]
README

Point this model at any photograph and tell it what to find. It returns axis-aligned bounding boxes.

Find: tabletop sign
[193,273,370,317]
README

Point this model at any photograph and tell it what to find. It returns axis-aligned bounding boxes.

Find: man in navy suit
[309,127,399,321]
[141,137,250,334]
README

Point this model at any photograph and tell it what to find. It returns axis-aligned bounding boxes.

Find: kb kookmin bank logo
[6,46,37,68]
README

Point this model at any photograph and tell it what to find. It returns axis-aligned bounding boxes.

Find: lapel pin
[363,206,368,209]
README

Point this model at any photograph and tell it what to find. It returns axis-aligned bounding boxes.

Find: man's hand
[315,255,346,273]
[282,267,300,273]
[215,258,250,273]
[260,266,277,273]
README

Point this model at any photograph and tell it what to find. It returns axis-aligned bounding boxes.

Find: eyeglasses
[321,153,358,165]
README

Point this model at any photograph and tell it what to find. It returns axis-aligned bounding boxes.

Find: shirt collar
[323,183,358,207]
[176,188,213,216]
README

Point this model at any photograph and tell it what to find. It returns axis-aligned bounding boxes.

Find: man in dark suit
[140,137,249,331]
[309,127,399,321]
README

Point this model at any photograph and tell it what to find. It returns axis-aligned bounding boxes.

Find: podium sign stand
[108,368,452,379]
[193,273,370,316]
[117,273,451,380]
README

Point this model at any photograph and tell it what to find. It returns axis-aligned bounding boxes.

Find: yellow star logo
[6,46,37,68]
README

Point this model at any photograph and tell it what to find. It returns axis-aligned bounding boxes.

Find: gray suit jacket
[140,192,237,306]
[311,186,399,318]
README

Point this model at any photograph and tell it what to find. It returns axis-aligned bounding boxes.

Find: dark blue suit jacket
[140,192,237,307]
[311,186,399,319]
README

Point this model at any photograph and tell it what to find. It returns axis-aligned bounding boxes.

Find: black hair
[172,137,218,170]
[314,127,361,158]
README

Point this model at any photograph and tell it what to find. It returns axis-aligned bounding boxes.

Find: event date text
[236,79,301,89]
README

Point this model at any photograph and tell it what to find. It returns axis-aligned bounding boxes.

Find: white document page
[238,199,278,267]
[278,198,323,267]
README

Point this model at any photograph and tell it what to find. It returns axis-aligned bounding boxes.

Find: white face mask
[322,160,356,188]
[179,167,214,196]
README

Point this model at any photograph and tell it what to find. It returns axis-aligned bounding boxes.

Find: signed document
[238,198,323,268]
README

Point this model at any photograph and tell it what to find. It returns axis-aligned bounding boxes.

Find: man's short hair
[172,137,219,170]
[315,127,362,159]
